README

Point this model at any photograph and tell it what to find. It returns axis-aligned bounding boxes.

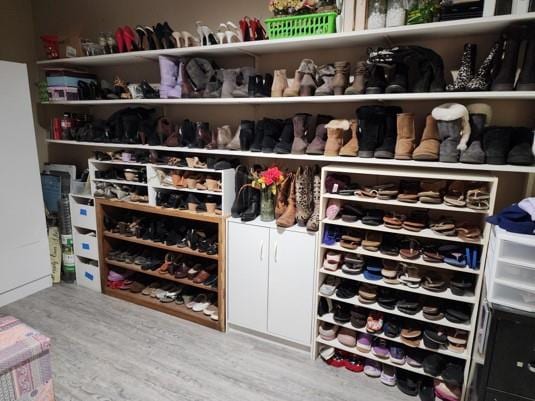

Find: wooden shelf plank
[105,258,217,293]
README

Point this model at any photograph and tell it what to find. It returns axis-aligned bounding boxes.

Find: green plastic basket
[265,12,337,39]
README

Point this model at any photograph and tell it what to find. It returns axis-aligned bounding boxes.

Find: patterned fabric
[0,316,54,401]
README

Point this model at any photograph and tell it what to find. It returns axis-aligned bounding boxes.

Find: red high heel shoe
[122,26,139,52]
[250,18,267,41]
[115,27,125,52]
[239,17,252,42]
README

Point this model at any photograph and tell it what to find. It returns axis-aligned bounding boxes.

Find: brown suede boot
[339,119,359,156]
[271,69,288,97]
[276,174,296,227]
[332,61,350,95]
[283,70,302,97]
[324,119,350,156]
[413,114,440,161]
[275,172,293,219]
[345,61,367,95]
[394,113,416,160]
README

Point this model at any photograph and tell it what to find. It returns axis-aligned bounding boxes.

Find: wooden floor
[1,284,412,401]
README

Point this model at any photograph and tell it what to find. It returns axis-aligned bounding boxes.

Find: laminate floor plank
[0,284,413,401]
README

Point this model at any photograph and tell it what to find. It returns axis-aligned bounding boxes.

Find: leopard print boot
[306,171,321,232]
[296,166,313,226]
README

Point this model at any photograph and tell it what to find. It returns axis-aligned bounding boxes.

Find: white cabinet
[227,218,317,347]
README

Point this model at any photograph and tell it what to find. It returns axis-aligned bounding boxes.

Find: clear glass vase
[260,188,275,222]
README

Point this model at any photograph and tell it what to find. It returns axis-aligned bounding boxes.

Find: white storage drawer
[73,228,99,260]
[70,197,96,230]
[75,257,101,292]
[499,239,535,267]
[491,281,535,313]
[495,260,535,287]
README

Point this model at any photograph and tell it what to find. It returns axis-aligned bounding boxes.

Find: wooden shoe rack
[313,165,498,399]
[95,199,226,331]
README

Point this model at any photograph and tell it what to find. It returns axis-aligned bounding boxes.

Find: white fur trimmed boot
[431,103,471,163]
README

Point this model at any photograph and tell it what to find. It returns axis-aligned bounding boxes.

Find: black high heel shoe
[139,80,159,99]
[144,26,158,50]
[161,22,176,48]
[135,26,147,50]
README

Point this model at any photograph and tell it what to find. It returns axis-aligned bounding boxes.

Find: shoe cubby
[313,165,498,400]
[96,198,226,331]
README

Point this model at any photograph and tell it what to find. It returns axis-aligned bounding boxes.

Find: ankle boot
[274,119,294,154]
[466,41,502,91]
[261,73,273,97]
[507,127,534,165]
[306,170,321,232]
[357,105,386,158]
[345,61,367,95]
[271,69,289,97]
[375,106,402,158]
[241,187,260,222]
[231,66,255,98]
[159,56,180,98]
[231,165,249,217]
[180,119,196,147]
[492,25,524,91]
[225,126,241,150]
[385,63,408,93]
[276,174,297,227]
[291,113,312,154]
[332,61,350,95]
[324,119,350,156]
[221,68,240,98]
[483,127,511,165]
[239,120,255,150]
[250,119,265,152]
[432,103,470,162]
[189,122,211,148]
[460,113,486,164]
[306,114,334,155]
[206,128,218,150]
[295,166,314,226]
[315,64,335,96]
[394,113,416,160]
[283,70,302,97]
[446,43,477,92]
[413,115,440,161]
[216,125,233,149]
[275,172,293,219]
[517,26,535,90]
[300,73,317,96]
[261,118,284,153]
[366,65,387,94]
[339,119,359,157]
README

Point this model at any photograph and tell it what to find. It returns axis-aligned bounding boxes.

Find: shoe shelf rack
[88,159,235,215]
[36,14,535,67]
[50,142,535,174]
[313,165,498,400]
[95,198,226,331]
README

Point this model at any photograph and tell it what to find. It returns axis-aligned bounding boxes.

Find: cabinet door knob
[259,240,264,261]
[529,362,535,373]
[274,241,278,263]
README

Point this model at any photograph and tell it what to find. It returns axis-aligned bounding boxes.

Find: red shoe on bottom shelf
[327,350,349,368]
[345,355,365,372]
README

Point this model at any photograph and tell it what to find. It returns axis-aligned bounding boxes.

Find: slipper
[357,333,373,353]
[141,282,159,296]
[358,284,377,304]
[444,181,466,207]
[430,217,457,236]
[377,288,397,309]
[455,223,481,242]
[422,245,444,263]
[362,231,383,252]
[340,234,361,250]
[402,211,429,232]
[342,254,365,274]
[319,322,339,341]
[322,251,342,271]
[418,180,446,200]
[192,294,212,312]
[336,281,359,299]
[325,174,351,193]
[129,281,147,293]
[341,203,364,222]
[362,209,385,226]
[325,199,342,220]
[442,247,467,267]
[399,264,422,288]
[383,212,406,229]
[319,276,341,296]
[337,327,357,347]
[422,274,447,292]
[376,183,399,199]
[397,180,420,203]
[400,239,421,259]
[203,304,218,317]
[379,234,400,256]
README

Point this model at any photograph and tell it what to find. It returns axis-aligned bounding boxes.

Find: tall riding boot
[324,119,350,156]
[394,113,416,160]
[446,43,477,92]
[306,169,321,232]
[249,119,265,152]
[332,61,350,95]
[295,166,314,226]
[516,25,535,90]
[339,119,359,157]
[274,119,294,154]
[231,165,250,218]
[492,25,524,91]
[306,114,334,155]
[356,105,386,158]
[291,113,312,154]
[283,70,303,97]
[275,172,293,219]
[159,56,180,98]
[271,69,289,97]
[276,174,297,228]
[375,106,402,158]
[466,41,502,91]
[315,64,335,96]
[261,118,284,153]
[239,120,255,150]
[460,113,486,164]
[413,115,440,161]
[345,61,367,95]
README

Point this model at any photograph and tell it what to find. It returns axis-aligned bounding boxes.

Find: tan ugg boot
[413,114,440,161]
[339,119,359,157]
[275,172,293,219]
[276,174,296,227]
[271,69,288,97]
[394,113,416,160]
[332,61,350,95]
[324,119,351,156]
[283,70,302,97]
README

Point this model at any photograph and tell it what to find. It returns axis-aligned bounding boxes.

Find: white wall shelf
[93,178,148,187]
[36,13,535,67]
[47,140,535,174]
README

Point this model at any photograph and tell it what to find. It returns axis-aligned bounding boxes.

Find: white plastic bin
[70,197,96,230]
[491,281,535,313]
[75,257,101,292]
[73,228,99,260]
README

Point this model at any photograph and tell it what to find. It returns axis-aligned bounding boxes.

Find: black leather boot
[250,119,265,152]
[239,120,255,151]
[356,105,386,158]
[507,127,534,165]
[231,165,250,218]
[273,118,294,154]
[240,188,260,222]
[517,25,535,91]
[261,118,284,153]
[365,65,387,94]
[260,73,273,97]
[492,25,524,91]
[180,119,196,147]
[374,106,402,158]
[189,122,211,148]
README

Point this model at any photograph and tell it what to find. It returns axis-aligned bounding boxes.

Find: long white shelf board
[39,91,535,106]
[46,140,535,174]
[37,13,535,67]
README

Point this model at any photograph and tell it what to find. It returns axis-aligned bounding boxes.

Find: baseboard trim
[0,276,52,307]
[228,323,311,353]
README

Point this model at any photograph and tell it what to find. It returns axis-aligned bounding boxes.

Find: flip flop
[444,181,467,207]
[340,234,361,250]
[400,239,421,259]
[443,250,467,267]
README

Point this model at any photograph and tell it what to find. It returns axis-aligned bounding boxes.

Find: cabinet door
[267,229,316,345]
[227,223,270,332]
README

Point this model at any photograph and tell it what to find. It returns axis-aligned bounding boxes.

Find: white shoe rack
[313,164,498,400]
[88,159,235,215]
[69,193,101,292]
